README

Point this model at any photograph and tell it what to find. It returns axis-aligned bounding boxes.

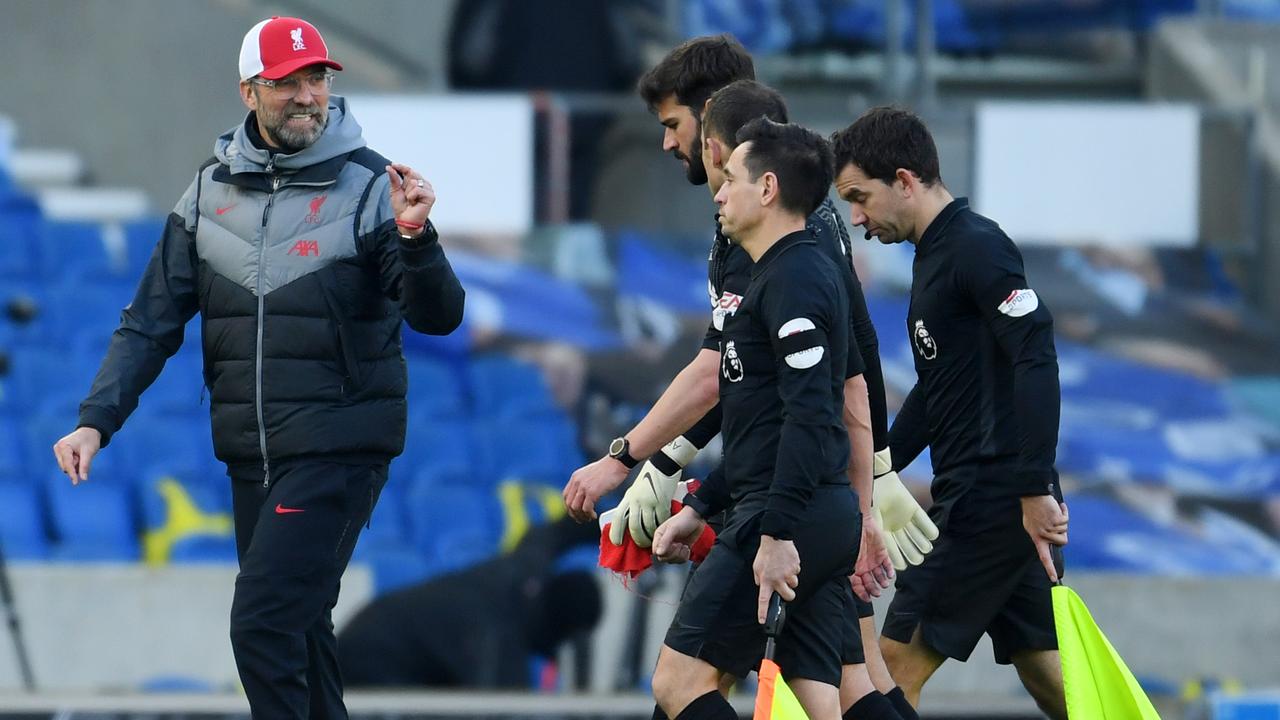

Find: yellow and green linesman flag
[753,658,809,720]
[1054,584,1161,719]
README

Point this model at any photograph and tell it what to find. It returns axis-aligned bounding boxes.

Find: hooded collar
[213,95,367,188]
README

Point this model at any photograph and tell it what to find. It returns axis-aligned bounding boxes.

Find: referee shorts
[882,484,1056,665]
[664,485,860,686]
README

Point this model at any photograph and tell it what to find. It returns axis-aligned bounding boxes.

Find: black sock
[652,704,669,720]
[844,690,903,720]
[674,690,737,720]
[885,687,919,720]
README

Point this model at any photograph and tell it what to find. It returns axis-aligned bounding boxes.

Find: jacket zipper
[256,167,281,487]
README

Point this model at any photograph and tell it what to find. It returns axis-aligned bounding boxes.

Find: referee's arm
[760,292,843,542]
[966,239,1067,580]
[962,240,1061,497]
[887,383,930,473]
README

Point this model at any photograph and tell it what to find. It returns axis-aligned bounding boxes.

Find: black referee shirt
[887,198,1060,503]
[687,199,888,445]
[710,229,851,541]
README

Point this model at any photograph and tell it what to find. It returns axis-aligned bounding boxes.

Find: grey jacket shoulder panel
[358,172,394,238]
[172,175,200,231]
[194,159,374,295]
[172,157,220,231]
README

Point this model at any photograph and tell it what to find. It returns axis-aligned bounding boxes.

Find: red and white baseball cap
[238,16,343,82]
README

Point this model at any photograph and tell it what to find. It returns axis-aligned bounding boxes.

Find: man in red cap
[53,16,465,718]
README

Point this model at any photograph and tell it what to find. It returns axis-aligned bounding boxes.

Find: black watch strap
[609,437,639,469]
[398,219,438,247]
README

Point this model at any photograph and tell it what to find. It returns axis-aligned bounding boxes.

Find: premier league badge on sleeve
[722,340,745,382]
[912,319,938,360]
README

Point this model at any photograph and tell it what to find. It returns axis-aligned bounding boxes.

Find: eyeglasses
[250,70,335,99]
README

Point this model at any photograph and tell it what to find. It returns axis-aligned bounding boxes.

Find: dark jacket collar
[211,151,350,191]
[750,229,813,278]
[916,197,969,256]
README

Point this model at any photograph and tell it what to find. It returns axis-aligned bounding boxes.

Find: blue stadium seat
[0,414,23,478]
[38,221,121,282]
[31,390,83,424]
[25,413,133,485]
[353,542,433,595]
[406,356,466,419]
[473,414,583,484]
[0,194,41,279]
[143,353,207,415]
[137,467,233,565]
[404,484,501,566]
[123,218,165,277]
[1065,493,1280,574]
[68,325,111,362]
[361,480,409,548]
[408,462,473,494]
[401,418,475,481]
[9,347,82,411]
[115,414,216,482]
[0,280,51,348]
[401,319,471,361]
[168,535,238,563]
[425,531,503,578]
[52,541,140,562]
[139,466,231,529]
[46,476,139,560]
[468,355,559,420]
[45,280,134,343]
[0,481,51,559]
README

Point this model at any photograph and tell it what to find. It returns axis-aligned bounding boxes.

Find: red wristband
[395,220,424,230]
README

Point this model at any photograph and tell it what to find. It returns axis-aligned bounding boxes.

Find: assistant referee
[830,107,1069,720]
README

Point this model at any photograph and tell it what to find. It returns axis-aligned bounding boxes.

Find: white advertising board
[345,94,534,235]
[975,102,1199,247]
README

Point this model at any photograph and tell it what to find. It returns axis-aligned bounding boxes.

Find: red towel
[599,499,715,580]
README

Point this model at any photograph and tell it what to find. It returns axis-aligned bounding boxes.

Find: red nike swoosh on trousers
[275,504,305,514]
[216,205,236,215]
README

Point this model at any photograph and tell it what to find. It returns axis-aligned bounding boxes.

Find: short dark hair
[830,106,941,186]
[702,79,788,149]
[735,118,834,217]
[638,34,755,112]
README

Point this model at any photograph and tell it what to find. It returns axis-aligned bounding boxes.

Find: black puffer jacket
[79,98,465,478]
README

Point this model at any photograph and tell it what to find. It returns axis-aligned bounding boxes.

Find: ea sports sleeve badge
[776,318,826,370]
[998,288,1040,317]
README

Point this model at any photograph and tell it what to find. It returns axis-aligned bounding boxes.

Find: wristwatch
[398,220,438,247]
[607,436,639,469]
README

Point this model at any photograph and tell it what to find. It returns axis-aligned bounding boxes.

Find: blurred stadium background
[1,0,1280,718]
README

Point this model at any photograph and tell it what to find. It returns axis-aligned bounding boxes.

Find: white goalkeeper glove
[608,436,699,548]
[873,448,939,570]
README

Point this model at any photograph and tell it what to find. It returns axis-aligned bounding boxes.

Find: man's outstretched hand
[563,455,629,523]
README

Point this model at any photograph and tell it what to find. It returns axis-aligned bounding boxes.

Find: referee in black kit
[830,107,1070,720]
[650,119,858,720]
